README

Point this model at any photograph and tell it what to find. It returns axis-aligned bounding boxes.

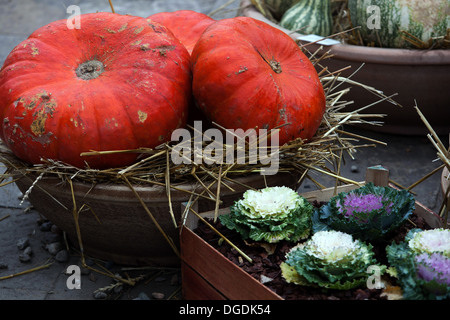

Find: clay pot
[240,0,450,135]
[14,172,298,266]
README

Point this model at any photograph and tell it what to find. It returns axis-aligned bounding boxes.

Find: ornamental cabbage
[312,183,415,241]
[281,230,380,290]
[386,228,450,300]
[416,253,450,288]
[219,186,313,243]
[408,228,450,257]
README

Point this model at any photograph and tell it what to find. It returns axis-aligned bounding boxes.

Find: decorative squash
[280,0,333,37]
[262,0,302,20]
[148,10,215,55]
[191,17,326,145]
[348,0,449,48]
[149,10,215,126]
[0,13,191,169]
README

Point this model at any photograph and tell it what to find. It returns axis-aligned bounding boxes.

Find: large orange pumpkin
[191,17,326,145]
[149,10,215,126]
[148,10,215,55]
[0,12,191,169]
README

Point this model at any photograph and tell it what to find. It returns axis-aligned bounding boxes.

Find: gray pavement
[0,0,448,301]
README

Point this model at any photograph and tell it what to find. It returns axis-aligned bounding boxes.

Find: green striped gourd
[280,0,333,37]
[348,0,449,49]
[263,0,301,20]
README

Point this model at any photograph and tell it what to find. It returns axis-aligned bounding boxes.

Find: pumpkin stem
[269,59,282,74]
[76,60,105,80]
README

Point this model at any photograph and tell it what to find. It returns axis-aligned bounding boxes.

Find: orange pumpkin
[0,13,191,169]
[149,10,215,55]
[191,17,326,145]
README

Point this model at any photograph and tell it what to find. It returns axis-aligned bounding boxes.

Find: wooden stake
[365,165,389,187]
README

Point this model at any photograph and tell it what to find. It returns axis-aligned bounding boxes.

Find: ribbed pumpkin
[191,17,326,145]
[280,0,333,37]
[149,10,215,126]
[148,10,215,55]
[0,13,191,169]
[348,0,449,48]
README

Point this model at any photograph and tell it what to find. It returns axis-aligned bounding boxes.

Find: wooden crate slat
[181,262,227,300]
[181,224,282,300]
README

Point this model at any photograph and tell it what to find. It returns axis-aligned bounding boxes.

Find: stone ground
[0,0,448,301]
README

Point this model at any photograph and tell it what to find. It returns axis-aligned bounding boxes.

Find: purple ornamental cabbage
[386,229,450,300]
[415,253,450,286]
[312,183,415,241]
[336,193,394,222]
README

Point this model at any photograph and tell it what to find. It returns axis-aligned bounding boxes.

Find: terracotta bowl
[14,172,298,266]
[240,0,450,135]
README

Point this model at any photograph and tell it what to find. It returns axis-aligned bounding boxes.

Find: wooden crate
[180,167,444,300]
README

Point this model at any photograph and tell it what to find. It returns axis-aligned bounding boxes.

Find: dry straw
[409,104,450,228]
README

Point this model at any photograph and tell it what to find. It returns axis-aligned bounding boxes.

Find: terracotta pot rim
[240,0,450,66]
[15,170,296,204]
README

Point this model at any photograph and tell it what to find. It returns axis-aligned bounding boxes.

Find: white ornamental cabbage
[306,230,360,263]
[408,228,450,257]
[219,186,313,243]
[239,187,306,219]
[281,230,379,290]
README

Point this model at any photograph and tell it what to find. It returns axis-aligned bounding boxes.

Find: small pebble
[0,263,8,270]
[41,232,61,245]
[40,221,53,232]
[36,217,46,225]
[260,275,273,284]
[16,237,29,250]
[151,292,165,300]
[133,292,150,300]
[93,291,108,300]
[18,252,31,263]
[351,165,359,173]
[113,284,123,294]
[23,246,33,256]
[55,249,69,262]
[46,242,62,255]
[50,224,61,234]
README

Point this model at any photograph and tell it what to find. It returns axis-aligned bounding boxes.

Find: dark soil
[194,204,431,300]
